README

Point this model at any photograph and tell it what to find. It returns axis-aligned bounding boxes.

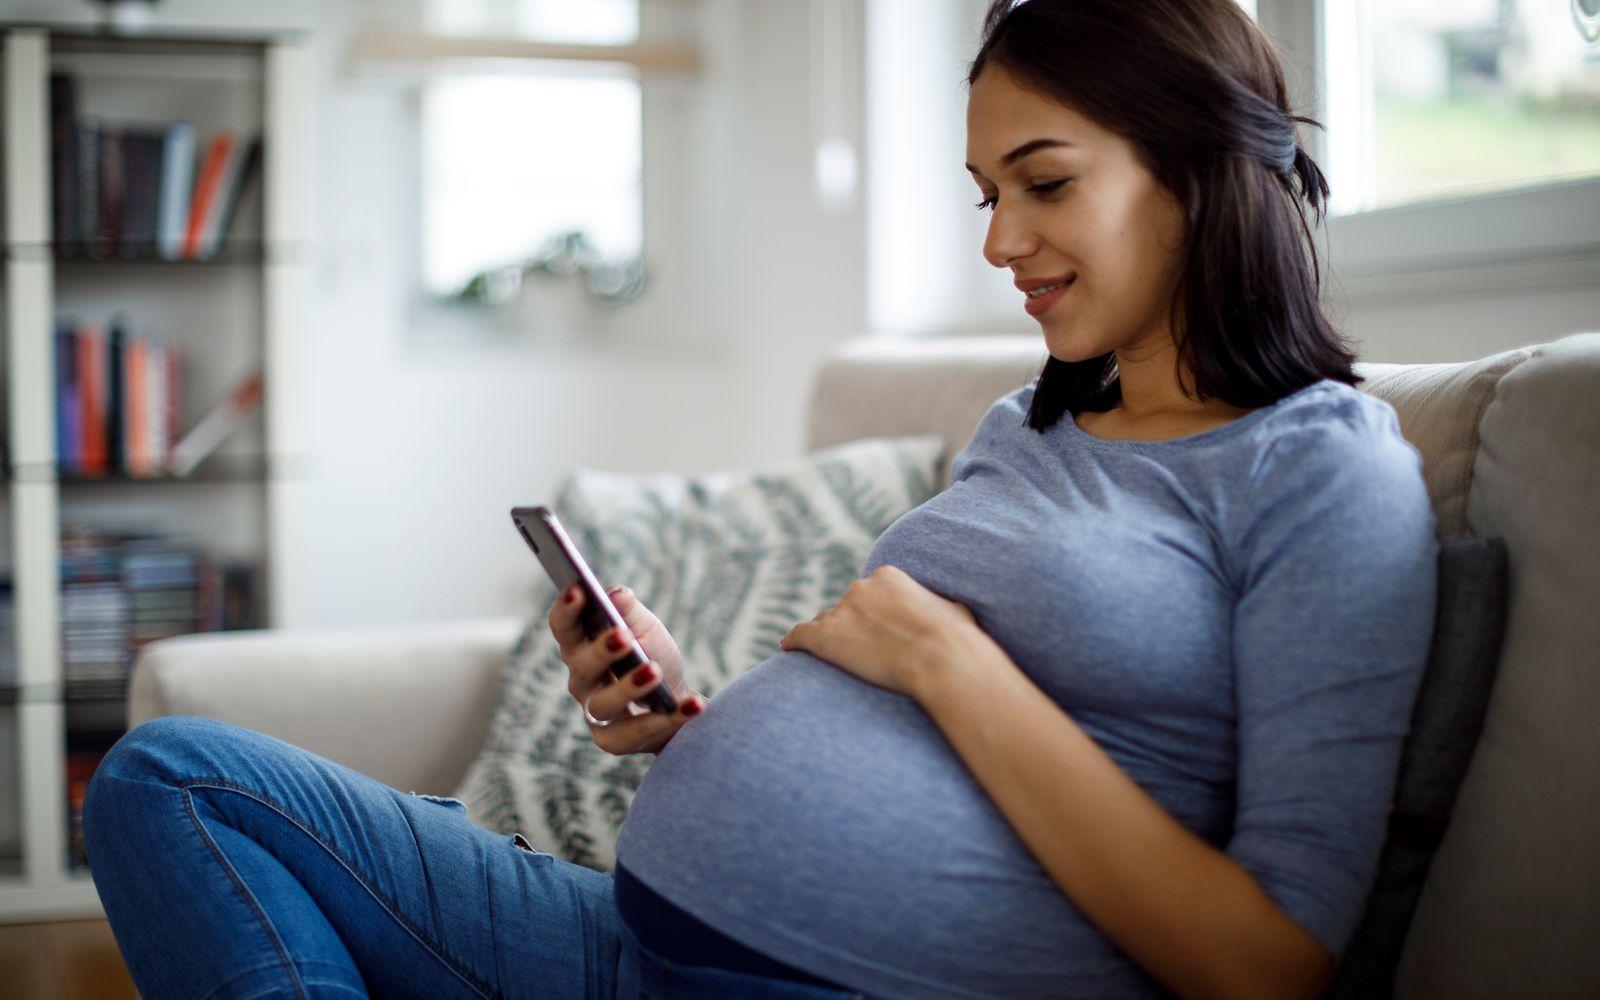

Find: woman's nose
[982,203,1037,269]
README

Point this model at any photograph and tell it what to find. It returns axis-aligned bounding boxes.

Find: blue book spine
[57,325,81,474]
[157,121,195,261]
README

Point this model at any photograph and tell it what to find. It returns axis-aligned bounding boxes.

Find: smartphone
[511,506,679,716]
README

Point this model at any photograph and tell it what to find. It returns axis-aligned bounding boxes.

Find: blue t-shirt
[614,378,1439,999]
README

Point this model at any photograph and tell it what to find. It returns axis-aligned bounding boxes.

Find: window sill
[1322,176,1600,301]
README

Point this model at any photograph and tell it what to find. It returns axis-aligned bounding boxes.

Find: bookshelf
[0,24,310,921]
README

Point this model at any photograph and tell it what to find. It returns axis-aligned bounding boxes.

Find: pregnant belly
[613,651,1148,996]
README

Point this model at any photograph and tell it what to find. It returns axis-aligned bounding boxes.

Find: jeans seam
[182,795,310,1000]
[180,777,496,1000]
[197,959,361,1000]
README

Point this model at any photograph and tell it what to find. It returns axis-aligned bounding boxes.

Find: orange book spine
[126,338,148,477]
[182,132,234,261]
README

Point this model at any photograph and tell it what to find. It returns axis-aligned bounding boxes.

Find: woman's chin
[1041,327,1099,364]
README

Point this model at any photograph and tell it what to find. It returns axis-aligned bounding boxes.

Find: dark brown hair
[968,0,1361,430]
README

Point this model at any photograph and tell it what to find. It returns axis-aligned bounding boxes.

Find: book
[76,118,99,250]
[50,73,78,250]
[57,320,190,478]
[182,131,234,261]
[118,127,166,258]
[97,122,123,251]
[157,121,195,260]
[168,371,263,477]
[47,76,256,262]
[166,340,182,467]
[199,136,261,259]
[55,323,81,473]
[125,335,149,477]
[78,324,109,476]
[107,317,126,474]
[147,339,171,473]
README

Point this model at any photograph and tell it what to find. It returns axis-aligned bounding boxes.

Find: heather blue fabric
[83,716,865,999]
[615,378,1440,999]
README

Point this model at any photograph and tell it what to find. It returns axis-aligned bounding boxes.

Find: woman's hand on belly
[779,565,993,696]
[549,583,708,755]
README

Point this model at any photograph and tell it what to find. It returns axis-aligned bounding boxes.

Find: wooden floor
[0,919,138,999]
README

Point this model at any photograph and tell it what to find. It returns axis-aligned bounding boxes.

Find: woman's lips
[1023,276,1075,317]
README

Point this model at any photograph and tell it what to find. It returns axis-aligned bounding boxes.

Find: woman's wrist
[902,622,1007,705]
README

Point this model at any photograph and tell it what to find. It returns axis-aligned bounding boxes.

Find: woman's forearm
[905,627,1334,1000]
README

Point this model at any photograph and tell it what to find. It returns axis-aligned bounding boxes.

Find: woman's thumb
[606,585,647,625]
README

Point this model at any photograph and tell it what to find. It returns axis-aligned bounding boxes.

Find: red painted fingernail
[605,630,625,652]
[633,666,657,687]
[565,586,578,605]
[684,698,703,716]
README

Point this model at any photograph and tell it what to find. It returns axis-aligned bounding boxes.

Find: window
[1324,0,1600,216]
[420,73,642,299]
[1251,0,1600,284]
[416,0,644,300]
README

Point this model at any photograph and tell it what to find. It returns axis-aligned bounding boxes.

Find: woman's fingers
[587,674,708,755]
[584,659,665,721]
[564,622,640,698]
[547,583,590,652]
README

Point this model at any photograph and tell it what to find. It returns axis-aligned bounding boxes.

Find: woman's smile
[1022,275,1076,317]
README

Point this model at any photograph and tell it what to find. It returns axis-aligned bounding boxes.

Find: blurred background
[0,0,1595,980]
[2,0,1595,631]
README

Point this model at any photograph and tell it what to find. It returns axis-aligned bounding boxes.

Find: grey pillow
[1330,535,1511,998]
[453,435,947,871]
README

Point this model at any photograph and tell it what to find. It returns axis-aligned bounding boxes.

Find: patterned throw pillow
[453,435,947,871]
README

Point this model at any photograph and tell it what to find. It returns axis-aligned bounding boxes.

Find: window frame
[1255,0,1600,295]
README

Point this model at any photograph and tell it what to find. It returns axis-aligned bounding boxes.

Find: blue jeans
[83,716,867,999]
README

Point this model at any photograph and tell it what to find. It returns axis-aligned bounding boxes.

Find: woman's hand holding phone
[548,582,708,756]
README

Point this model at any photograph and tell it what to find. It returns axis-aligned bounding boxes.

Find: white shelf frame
[0,26,310,923]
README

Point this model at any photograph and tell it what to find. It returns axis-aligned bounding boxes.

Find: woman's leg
[83,715,622,1000]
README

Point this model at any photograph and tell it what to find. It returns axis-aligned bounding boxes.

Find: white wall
[9,0,867,628]
[292,0,869,627]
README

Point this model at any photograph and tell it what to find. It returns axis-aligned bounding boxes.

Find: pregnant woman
[84,1,1439,998]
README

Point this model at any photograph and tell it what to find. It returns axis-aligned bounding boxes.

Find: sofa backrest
[807,332,1600,1000]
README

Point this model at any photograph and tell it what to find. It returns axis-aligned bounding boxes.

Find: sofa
[129,332,1600,999]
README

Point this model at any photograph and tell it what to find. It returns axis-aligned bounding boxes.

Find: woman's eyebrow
[965,138,1074,176]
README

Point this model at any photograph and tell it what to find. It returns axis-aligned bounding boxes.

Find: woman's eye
[973,180,1069,212]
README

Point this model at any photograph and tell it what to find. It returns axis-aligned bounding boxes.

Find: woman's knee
[84,716,243,835]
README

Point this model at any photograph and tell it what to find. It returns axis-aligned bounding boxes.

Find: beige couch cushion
[807,336,1046,487]
[1354,347,1535,536]
[1394,332,1600,1000]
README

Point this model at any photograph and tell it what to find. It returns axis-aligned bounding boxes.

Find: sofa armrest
[127,616,524,795]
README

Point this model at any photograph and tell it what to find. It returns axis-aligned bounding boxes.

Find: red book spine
[182,132,234,261]
[76,326,99,475]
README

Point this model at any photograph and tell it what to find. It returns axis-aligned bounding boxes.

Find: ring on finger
[582,685,618,728]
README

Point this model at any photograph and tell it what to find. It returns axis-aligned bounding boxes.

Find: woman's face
[966,67,1188,364]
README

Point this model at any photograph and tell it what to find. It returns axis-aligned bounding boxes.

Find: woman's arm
[906,627,1334,1000]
